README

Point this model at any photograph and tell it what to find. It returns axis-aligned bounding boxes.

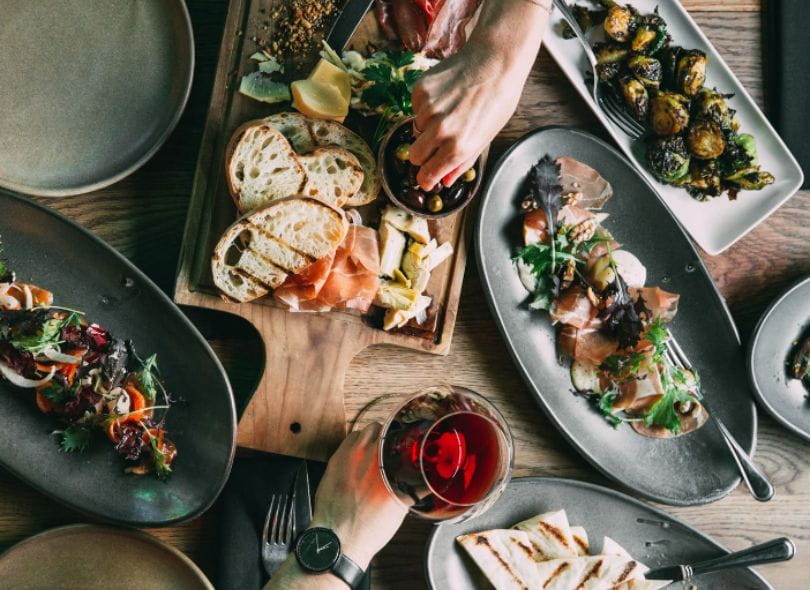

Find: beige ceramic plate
[0,0,194,196]
[0,525,213,590]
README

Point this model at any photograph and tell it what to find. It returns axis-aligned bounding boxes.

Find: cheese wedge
[291,79,348,122]
[309,58,351,103]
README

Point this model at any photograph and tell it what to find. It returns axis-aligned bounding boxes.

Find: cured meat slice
[316,225,381,312]
[632,287,679,322]
[558,325,618,366]
[550,286,601,330]
[423,0,481,58]
[273,252,336,311]
[557,156,613,210]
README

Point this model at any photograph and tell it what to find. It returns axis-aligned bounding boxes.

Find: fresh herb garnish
[134,353,160,402]
[597,389,623,428]
[147,431,173,480]
[528,156,563,269]
[58,424,92,453]
[514,240,579,310]
[10,315,64,356]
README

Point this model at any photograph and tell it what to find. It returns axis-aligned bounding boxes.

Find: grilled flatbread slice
[211,197,347,302]
[570,525,590,556]
[263,111,316,153]
[535,555,644,590]
[299,146,364,207]
[457,530,541,590]
[512,510,579,560]
[226,120,307,214]
[612,580,671,590]
[307,118,380,206]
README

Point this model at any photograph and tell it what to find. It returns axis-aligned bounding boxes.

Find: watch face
[295,527,341,572]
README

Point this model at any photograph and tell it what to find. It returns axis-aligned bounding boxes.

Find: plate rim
[0,190,237,527]
[747,274,810,442]
[542,1,804,255]
[0,0,195,198]
[0,523,214,589]
[423,475,774,590]
[475,125,754,507]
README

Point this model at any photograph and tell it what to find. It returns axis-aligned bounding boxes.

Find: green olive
[462,168,477,182]
[427,194,444,213]
[394,143,411,162]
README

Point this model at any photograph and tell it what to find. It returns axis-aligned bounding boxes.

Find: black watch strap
[332,553,365,589]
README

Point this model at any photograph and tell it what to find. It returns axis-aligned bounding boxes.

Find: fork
[552,0,647,139]
[261,492,296,578]
[664,330,774,502]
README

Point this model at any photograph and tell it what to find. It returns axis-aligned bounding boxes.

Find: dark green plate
[0,192,236,526]
[0,0,194,196]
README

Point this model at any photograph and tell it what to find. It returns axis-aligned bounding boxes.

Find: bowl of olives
[379,117,483,218]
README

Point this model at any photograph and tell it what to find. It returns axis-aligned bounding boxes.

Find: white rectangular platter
[543,0,804,255]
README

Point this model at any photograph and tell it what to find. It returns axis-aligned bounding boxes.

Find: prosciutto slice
[558,325,618,366]
[316,225,380,312]
[390,0,429,52]
[423,0,481,58]
[550,286,601,330]
[557,156,613,210]
[632,287,679,322]
[275,225,380,313]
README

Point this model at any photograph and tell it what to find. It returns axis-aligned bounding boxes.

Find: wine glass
[377,385,513,523]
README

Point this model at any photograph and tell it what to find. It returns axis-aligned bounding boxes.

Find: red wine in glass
[379,386,513,521]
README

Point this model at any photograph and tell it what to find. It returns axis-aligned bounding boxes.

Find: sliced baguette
[263,112,316,153]
[226,120,307,214]
[211,196,348,303]
[307,118,380,206]
[299,147,364,207]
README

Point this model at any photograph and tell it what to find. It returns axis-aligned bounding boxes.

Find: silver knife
[645,537,795,582]
[293,461,312,540]
[326,0,376,51]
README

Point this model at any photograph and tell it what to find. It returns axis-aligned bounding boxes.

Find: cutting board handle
[236,306,372,461]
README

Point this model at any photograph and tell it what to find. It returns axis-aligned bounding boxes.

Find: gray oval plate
[0,191,236,526]
[0,0,194,196]
[0,524,213,589]
[475,127,756,506]
[748,275,810,442]
[425,477,773,589]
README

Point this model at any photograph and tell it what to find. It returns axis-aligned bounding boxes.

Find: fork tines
[598,90,646,139]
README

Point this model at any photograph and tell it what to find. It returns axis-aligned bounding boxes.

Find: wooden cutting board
[174,0,473,461]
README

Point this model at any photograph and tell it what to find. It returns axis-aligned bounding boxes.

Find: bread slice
[307,118,380,206]
[263,112,316,153]
[226,120,307,214]
[299,147,364,207]
[211,197,348,303]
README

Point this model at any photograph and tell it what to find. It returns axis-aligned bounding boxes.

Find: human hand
[309,423,408,571]
[408,42,529,190]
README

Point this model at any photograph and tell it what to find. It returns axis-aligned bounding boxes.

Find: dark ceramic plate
[0,524,214,589]
[0,192,236,526]
[425,477,773,589]
[0,0,193,196]
[475,127,756,505]
[748,275,810,442]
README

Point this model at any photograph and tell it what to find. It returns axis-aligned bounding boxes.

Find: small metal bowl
[377,117,484,219]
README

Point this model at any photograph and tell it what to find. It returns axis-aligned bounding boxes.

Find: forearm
[471,0,551,68]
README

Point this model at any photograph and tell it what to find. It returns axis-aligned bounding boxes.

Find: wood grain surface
[0,1,808,589]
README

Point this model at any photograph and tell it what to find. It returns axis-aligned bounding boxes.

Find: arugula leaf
[149,434,173,480]
[135,353,160,402]
[59,424,92,453]
[643,383,694,434]
[10,316,64,355]
[597,390,623,428]
[600,351,646,378]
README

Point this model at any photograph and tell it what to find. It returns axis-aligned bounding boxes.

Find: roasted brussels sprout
[692,87,735,129]
[675,49,707,97]
[618,75,649,120]
[718,133,757,175]
[596,62,622,82]
[646,136,690,182]
[684,159,722,199]
[649,91,690,136]
[687,121,726,159]
[630,14,667,54]
[626,54,662,88]
[658,45,682,89]
[604,5,636,42]
[724,167,775,191]
[594,42,629,65]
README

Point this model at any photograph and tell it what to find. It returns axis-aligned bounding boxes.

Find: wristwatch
[294,527,366,588]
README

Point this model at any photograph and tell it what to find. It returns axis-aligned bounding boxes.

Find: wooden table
[1,1,808,588]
